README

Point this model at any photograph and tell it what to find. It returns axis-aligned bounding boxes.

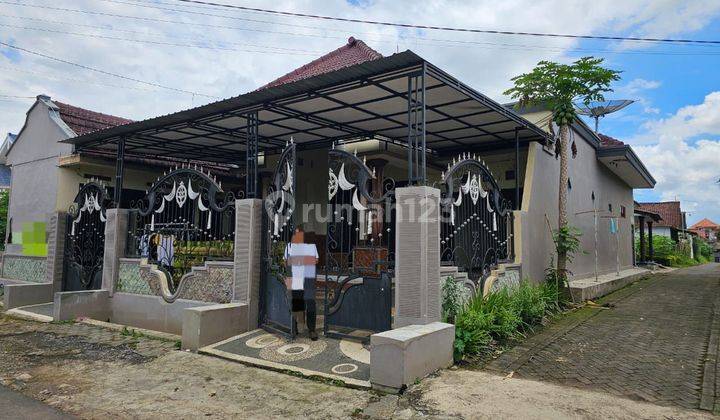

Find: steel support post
[421,63,427,183]
[514,127,520,210]
[246,112,259,198]
[114,137,125,207]
[407,76,414,183]
[406,70,426,185]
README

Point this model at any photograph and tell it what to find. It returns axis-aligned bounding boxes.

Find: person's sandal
[309,330,318,341]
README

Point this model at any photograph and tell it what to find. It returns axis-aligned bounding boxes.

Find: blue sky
[1,0,719,225]
[573,19,720,224]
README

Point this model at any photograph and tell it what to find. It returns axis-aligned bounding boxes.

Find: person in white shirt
[284,226,319,340]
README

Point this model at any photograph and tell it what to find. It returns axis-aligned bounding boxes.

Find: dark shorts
[290,277,316,311]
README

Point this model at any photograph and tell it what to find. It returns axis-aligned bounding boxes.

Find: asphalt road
[0,384,73,420]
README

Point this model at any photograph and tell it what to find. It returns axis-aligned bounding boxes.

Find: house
[2,96,244,259]
[689,218,719,242]
[0,133,15,191]
[3,38,656,347]
[504,122,655,282]
[636,201,686,241]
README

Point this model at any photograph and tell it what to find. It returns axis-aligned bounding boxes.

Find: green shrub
[634,235,703,267]
[454,308,493,360]
[452,279,564,362]
[441,276,469,323]
[512,281,548,328]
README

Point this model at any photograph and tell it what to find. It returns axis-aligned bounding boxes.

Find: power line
[0,94,35,99]
[0,65,163,92]
[0,22,320,56]
[0,13,325,54]
[0,41,218,98]
[173,0,720,45]
[0,1,360,44]
[3,1,718,56]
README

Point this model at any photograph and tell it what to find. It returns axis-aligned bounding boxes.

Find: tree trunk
[557,124,570,281]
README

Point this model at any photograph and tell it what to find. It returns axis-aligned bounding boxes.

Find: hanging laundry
[157,235,175,267]
[139,234,150,258]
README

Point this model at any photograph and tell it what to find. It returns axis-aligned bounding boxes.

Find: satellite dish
[575,100,634,133]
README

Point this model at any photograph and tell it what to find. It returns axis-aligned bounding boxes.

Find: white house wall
[5,101,74,255]
[519,134,635,283]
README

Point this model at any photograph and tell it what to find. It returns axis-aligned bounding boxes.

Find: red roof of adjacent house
[637,201,684,230]
[689,218,719,230]
[259,37,383,90]
[598,133,625,147]
[55,101,132,136]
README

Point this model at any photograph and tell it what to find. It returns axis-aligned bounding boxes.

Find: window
[621,205,626,218]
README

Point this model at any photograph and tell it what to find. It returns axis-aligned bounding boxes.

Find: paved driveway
[487,264,720,412]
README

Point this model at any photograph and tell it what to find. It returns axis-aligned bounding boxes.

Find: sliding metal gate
[324,146,394,340]
[63,182,110,291]
[259,141,297,337]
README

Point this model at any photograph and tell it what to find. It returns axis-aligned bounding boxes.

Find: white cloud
[632,92,720,224]
[1,0,719,134]
[614,78,662,114]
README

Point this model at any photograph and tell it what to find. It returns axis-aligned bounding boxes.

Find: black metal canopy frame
[62,50,548,204]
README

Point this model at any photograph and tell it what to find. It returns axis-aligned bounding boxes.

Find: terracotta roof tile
[55,101,132,136]
[598,133,625,147]
[259,37,382,89]
[637,201,684,230]
[689,218,719,229]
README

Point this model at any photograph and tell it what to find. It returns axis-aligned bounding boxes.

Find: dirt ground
[0,313,714,419]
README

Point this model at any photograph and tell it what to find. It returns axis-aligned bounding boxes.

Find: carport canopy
[63,50,548,165]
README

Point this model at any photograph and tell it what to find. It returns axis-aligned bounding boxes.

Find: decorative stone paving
[202,329,371,386]
[486,264,720,412]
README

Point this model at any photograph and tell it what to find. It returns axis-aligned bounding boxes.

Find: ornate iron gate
[126,165,236,296]
[260,141,297,337]
[63,182,111,291]
[325,146,394,340]
[440,154,514,293]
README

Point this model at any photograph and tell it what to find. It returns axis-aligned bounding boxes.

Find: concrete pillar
[394,186,441,328]
[101,208,129,296]
[233,198,263,330]
[45,211,68,293]
[647,221,654,262]
[638,216,646,263]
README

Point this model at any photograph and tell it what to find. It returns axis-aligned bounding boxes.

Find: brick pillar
[102,208,128,296]
[45,211,68,293]
[394,186,441,328]
[233,198,263,330]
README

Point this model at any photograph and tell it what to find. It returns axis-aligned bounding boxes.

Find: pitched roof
[637,201,684,230]
[689,218,719,230]
[54,101,132,136]
[259,37,383,89]
[598,133,625,147]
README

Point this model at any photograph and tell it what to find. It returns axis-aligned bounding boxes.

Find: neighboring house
[3,96,242,258]
[0,133,16,191]
[636,201,686,241]
[689,218,719,242]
